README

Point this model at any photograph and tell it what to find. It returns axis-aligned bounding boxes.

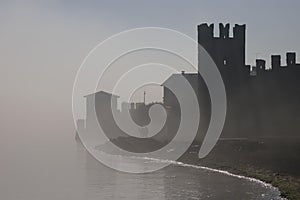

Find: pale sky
[1,2,300,199]
[1,0,300,137]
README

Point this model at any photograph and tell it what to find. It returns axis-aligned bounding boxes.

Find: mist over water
[0,129,283,200]
[1,1,300,199]
[76,141,283,200]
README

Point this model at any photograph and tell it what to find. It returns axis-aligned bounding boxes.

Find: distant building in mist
[84,91,121,140]
[80,23,300,144]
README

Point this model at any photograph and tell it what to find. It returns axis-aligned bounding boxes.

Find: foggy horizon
[1,1,300,200]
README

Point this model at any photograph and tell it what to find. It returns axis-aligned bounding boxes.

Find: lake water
[76,141,283,200]
[0,135,283,200]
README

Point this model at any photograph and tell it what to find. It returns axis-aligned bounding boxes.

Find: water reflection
[76,141,282,200]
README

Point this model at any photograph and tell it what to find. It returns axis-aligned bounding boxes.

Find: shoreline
[162,159,280,190]
[91,137,300,199]
[196,162,292,200]
[197,162,299,200]
[96,147,287,198]
[93,145,283,197]
[179,139,300,200]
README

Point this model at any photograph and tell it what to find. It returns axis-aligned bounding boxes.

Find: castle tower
[198,23,246,72]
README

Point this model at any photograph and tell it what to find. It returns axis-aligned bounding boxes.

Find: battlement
[198,22,299,78]
[287,52,296,66]
[271,55,281,69]
[198,23,246,39]
[198,23,246,70]
[251,52,300,77]
[269,52,299,69]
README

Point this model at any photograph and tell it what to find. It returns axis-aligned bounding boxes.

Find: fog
[1,0,300,138]
[0,1,300,198]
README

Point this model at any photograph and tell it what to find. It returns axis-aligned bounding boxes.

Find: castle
[78,23,300,147]
[163,23,300,139]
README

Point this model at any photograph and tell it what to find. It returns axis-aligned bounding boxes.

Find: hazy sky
[1,0,300,137]
[2,2,300,199]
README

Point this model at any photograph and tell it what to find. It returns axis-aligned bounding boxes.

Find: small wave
[97,150,284,198]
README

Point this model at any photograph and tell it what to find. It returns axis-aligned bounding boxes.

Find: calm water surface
[0,136,282,200]
[76,142,282,200]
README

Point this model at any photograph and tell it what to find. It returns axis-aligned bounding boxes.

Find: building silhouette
[84,91,121,140]
[80,23,300,146]
[163,23,300,139]
[210,23,299,138]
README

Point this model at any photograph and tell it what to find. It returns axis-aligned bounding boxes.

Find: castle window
[223,59,227,66]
